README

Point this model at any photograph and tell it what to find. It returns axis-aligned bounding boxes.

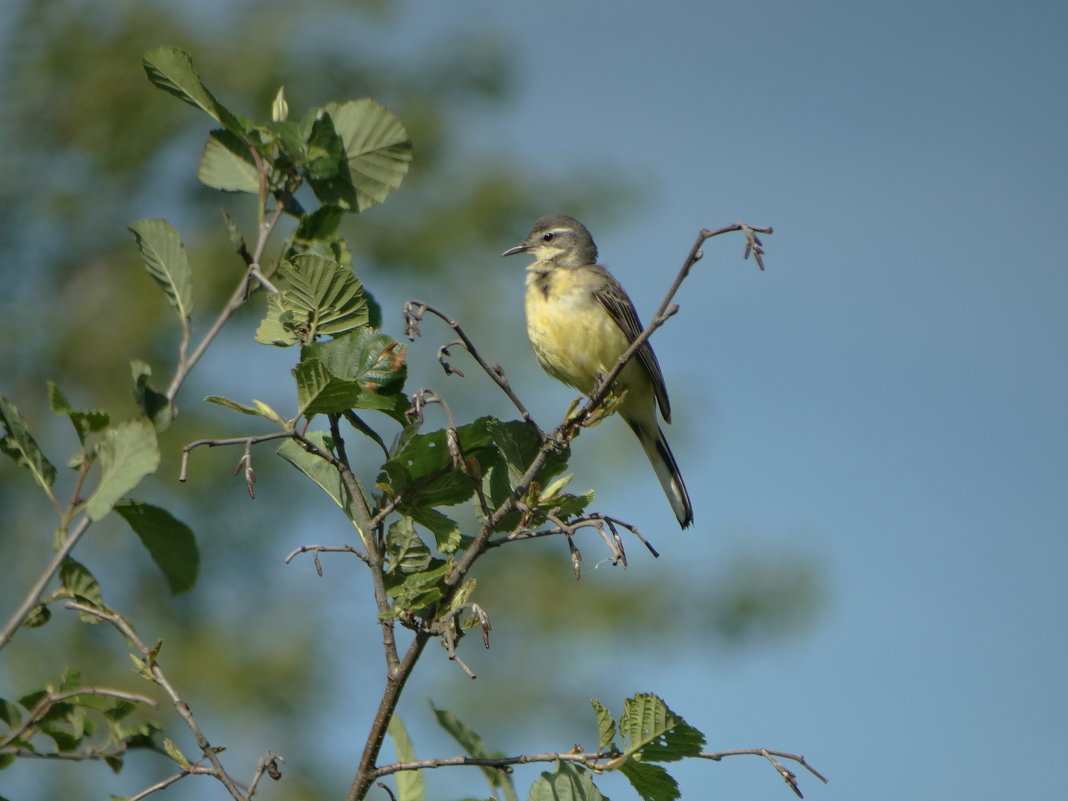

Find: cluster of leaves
[0,668,159,775]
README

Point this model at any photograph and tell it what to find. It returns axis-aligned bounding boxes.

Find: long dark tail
[628,419,694,529]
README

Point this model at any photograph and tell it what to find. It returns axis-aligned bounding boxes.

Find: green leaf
[312,329,407,396]
[103,698,136,720]
[618,761,678,801]
[529,761,604,801]
[59,666,83,692]
[254,254,368,346]
[293,358,364,417]
[618,694,705,763]
[84,420,160,521]
[221,208,248,255]
[383,560,450,617]
[162,736,191,770]
[295,205,344,240]
[308,99,412,212]
[306,111,347,180]
[43,727,80,752]
[203,394,286,426]
[22,604,51,629]
[142,47,248,134]
[48,382,109,445]
[255,293,297,346]
[130,361,172,431]
[264,119,307,162]
[409,506,462,554]
[203,394,288,427]
[483,419,580,530]
[591,700,617,752]
[378,418,496,512]
[390,419,423,459]
[198,129,259,193]
[59,559,105,620]
[300,329,408,416]
[289,234,354,271]
[430,702,516,801]
[0,394,57,490]
[113,501,199,594]
[387,715,424,801]
[276,434,368,541]
[385,517,432,574]
[0,697,23,727]
[488,419,568,491]
[128,219,193,321]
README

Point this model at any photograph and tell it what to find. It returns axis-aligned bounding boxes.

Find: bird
[502,214,693,528]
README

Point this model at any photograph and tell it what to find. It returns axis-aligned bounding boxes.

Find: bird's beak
[501,242,529,257]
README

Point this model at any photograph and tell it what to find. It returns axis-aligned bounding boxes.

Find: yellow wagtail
[502,214,693,528]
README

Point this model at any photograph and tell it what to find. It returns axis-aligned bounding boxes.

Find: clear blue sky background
[5,1,1067,800]
[377,2,1067,799]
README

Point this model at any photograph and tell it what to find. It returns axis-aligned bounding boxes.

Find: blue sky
[375,1,1068,799]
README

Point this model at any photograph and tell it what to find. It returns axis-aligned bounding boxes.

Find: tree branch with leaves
[0,46,823,801]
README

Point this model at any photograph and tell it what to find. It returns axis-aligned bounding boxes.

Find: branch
[284,543,369,570]
[700,748,828,797]
[572,222,771,437]
[179,432,294,483]
[126,770,211,801]
[404,301,545,438]
[346,632,432,801]
[375,749,610,778]
[65,602,250,801]
[164,194,287,402]
[371,745,824,798]
[0,515,91,650]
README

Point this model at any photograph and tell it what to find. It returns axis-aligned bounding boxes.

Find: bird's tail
[628,419,694,529]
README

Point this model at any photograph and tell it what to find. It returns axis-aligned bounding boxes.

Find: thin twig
[246,752,284,796]
[65,602,247,801]
[571,223,772,439]
[165,197,288,402]
[404,301,545,438]
[179,433,294,483]
[700,748,828,797]
[0,515,91,650]
[127,773,201,801]
[283,543,369,568]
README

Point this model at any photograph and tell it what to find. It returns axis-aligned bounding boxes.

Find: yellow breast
[524,266,636,395]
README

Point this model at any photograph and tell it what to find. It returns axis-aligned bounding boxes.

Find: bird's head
[501,214,598,268]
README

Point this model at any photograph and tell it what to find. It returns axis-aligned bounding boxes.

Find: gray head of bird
[501,214,598,268]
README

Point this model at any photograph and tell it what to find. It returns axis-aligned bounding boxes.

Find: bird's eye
[542,232,555,242]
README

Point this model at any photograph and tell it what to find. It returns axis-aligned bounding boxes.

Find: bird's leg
[581,385,627,428]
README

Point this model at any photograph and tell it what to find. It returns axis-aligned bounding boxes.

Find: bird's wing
[593,272,672,423]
